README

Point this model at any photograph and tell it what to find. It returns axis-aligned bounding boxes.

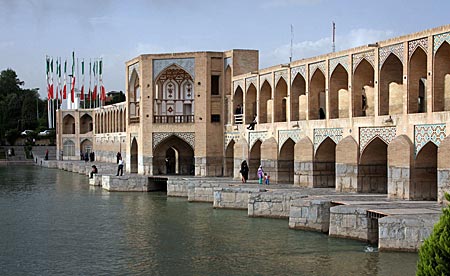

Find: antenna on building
[290,24,294,63]
[332,21,336,53]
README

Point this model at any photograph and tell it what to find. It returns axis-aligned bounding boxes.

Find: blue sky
[0,0,448,99]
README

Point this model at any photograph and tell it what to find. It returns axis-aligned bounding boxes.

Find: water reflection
[0,166,418,275]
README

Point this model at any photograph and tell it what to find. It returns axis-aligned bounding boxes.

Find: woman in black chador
[240,160,249,183]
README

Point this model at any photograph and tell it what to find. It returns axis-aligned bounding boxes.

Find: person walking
[257,165,264,185]
[116,157,124,176]
[116,152,121,164]
[240,160,249,183]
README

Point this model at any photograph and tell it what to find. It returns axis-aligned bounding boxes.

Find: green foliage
[5,129,20,146]
[0,69,45,145]
[417,193,450,275]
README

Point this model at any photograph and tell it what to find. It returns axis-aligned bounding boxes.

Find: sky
[0,0,448,100]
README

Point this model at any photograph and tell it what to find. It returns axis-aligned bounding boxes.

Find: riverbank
[34,156,443,252]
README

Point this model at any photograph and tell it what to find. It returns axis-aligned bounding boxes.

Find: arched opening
[165,147,177,174]
[278,138,295,183]
[153,135,194,175]
[309,70,326,120]
[130,138,138,173]
[79,114,92,134]
[249,140,262,180]
[233,86,243,124]
[62,114,75,134]
[352,59,374,117]
[225,66,231,96]
[129,69,140,119]
[314,138,336,188]
[408,47,427,113]
[433,42,450,111]
[63,140,75,157]
[245,84,257,124]
[291,73,306,121]
[358,137,387,193]
[274,78,287,122]
[80,139,92,155]
[329,64,348,119]
[379,54,403,115]
[259,81,271,124]
[224,140,235,177]
[154,65,194,123]
[411,142,437,201]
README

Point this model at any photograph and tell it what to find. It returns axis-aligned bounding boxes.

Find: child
[264,173,270,185]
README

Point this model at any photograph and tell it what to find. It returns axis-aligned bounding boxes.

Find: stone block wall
[213,187,262,209]
[248,192,304,219]
[329,205,373,242]
[378,214,440,251]
[289,198,332,232]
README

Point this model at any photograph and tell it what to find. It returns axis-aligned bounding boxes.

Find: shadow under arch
[153,135,194,175]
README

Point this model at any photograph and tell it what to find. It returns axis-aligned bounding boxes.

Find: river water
[0,166,418,275]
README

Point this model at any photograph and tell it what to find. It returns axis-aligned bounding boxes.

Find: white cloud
[260,28,395,68]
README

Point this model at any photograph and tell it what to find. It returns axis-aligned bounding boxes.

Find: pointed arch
[314,137,336,188]
[80,138,92,155]
[408,47,427,113]
[352,59,374,117]
[379,53,403,115]
[259,80,272,124]
[63,114,75,134]
[249,140,262,180]
[411,142,437,200]
[358,137,387,193]
[291,73,306,121]
[278,138,295,183]
[153,135,194,175]
[63,139,75,156]
[130,138,138,173]
[309,69,326,120]
[245,83,257,124]
[433,41,450,111]
[224,139,235,177]
[274,78,288,122]
[329,64,348,119]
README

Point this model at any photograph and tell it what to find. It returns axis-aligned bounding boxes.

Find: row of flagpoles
[45,52,106,128]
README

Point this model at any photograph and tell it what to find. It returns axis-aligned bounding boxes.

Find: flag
[70,51,75,103]
[49,59,54,99]
[80,59,85,100]
[46,57,50,99]
[99,59,106,101]
[55,59,59,101]
[88,60,92,105]
[93,60,97,101]
[63,60,67,99]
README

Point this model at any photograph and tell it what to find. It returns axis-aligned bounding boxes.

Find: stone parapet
[187,182,223,202]
[378,214,440,251]
[289,197,332,232]
[329,205,375,242]
[213,186,264,209]
[248,191,305,218]
[102,175,148,192]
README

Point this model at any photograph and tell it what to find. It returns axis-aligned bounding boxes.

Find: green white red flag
[63,60,67,99]
[80,60,85,100]
[70,51,75,103]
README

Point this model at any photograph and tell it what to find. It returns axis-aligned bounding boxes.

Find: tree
[417,193,450,275]
[0,69,23,97]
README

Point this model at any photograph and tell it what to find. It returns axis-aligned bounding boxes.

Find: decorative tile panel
[249,131,268,150]
[414,124,446,156]
[224,131,240,151]
[153,58,195,80]
[128,62,139,82]
[259,73,272,88]
[278,129,303,152]
[379,43,404,69]
[291,65,306,83]
[408,38,428,58]
[352,51,375,72]
[359,127,396,154]
[313,128,343,153]
[152,132,195,150]
[433,32,450,55]
[329,56,349,78]
[233,79,244,93]
[246,76,257,90]
[308,61,326,80]
[275,69,288,84]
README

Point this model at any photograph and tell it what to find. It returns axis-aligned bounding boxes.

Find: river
[0,166,418,275]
